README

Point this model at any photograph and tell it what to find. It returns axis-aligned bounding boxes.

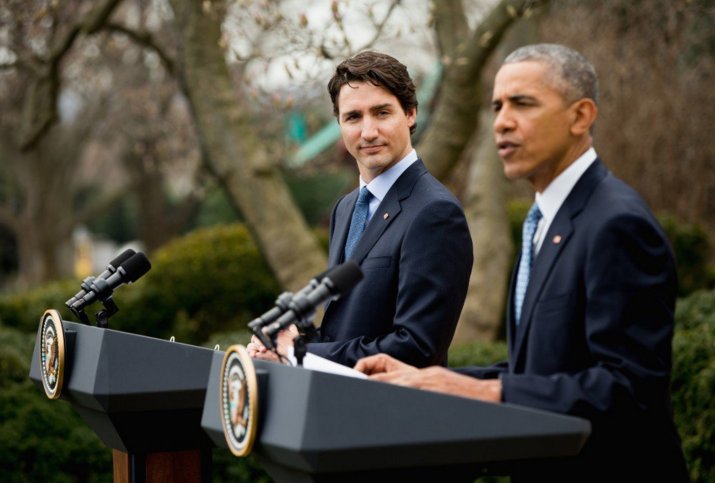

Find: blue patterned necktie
[514,203,543,325]
[344,187,372,259]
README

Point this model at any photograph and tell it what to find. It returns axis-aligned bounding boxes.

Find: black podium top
[202,353,590,478]
[30,321,216,452]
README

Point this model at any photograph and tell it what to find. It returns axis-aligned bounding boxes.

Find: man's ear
[406,107,417,128]
[570,98,598,136]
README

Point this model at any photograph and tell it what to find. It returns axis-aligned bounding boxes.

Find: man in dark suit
[249,51,473,368]
[356,44,689,481]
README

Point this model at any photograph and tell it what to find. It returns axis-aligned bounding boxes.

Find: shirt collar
[535,147,597,223]
[359,149,418,202]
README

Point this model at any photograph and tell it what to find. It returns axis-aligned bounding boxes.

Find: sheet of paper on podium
[286,347,367,379]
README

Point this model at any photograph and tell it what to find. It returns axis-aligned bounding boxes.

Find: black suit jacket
[459,159,688,481]
[307,160,473,368]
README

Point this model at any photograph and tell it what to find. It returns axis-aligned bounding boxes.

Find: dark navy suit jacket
[459,159,688,481]
[306,160,473,368]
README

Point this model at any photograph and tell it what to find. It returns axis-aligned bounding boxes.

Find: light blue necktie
[514,203,542,325]
[344,187,372,259]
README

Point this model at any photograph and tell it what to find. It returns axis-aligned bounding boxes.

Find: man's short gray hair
[504,44,599,104]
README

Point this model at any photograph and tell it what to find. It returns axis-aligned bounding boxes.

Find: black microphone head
[108,248,136,271]
[312,268,329,282]
[326,261,363,295]
[119,252,152,283]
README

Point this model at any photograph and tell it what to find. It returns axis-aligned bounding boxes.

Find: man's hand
[246,324,299,363]
[354,353,417,375]
[355,353,502,403]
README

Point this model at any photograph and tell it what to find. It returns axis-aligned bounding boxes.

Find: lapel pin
[383,212,389,220]
[552,235,562,244]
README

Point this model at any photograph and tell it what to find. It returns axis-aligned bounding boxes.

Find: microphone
[263,261,363,340]
[69,252,151,313]
[247,292,294,332]
[65,248,136,307]
[247,268,328,332]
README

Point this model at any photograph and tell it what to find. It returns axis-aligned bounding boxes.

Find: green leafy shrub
[110,223,281,344]
[672,289,715,483]
[659,214,714,296]
[448,340,508,368]
[0,326,112,483]
[0,224,281,346]
[0,280,78,333]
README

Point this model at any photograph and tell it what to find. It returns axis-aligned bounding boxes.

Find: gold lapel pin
[383,212,389,220]
[552,235,562,244]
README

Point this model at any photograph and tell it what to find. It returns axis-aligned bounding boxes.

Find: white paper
[286,347,368,379]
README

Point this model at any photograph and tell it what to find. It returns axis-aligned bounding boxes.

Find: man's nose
[361,117,379,140]
[493,107,515,134]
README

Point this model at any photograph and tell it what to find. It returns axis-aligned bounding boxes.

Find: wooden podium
[29,318,217,482]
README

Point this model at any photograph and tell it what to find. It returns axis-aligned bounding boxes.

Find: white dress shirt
[533,148,598,254]
[359,149,418,223]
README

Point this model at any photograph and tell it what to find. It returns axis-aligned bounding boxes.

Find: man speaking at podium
[356,44,689,482]
[250,51,473,368]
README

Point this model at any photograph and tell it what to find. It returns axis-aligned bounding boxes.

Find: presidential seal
[39,309,66,399]
[220,345,258,457]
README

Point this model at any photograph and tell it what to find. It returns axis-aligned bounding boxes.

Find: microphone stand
[292,324,317,367]
[293,334,307,367]
[95,297,119,329]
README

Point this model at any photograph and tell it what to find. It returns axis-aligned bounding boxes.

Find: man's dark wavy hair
[327,51,418,134]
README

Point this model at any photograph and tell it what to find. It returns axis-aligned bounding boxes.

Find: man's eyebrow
[508,94,536,103]
[341,109,361,119]
[492,94,537,106]
[369,103,393,112]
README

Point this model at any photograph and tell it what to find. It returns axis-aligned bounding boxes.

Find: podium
[30,318,590,482]
[202,353,591,482]
[29,319,217,482]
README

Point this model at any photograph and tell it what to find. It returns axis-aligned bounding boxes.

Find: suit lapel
[511,159,609,365]
[348,160,428,263]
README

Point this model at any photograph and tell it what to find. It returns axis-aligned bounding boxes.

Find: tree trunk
[453,16,539,343]
[453,110,513,343]
[168,0,327,291]
[419,0,547,181]
[9,136,82,288]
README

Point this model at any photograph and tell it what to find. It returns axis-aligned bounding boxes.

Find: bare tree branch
[105,23,175,75]
[356,0,402,51]
[418,0,549,180]
[433,0,469,59]
[19,0,124,151]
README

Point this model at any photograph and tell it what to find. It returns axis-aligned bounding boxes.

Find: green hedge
[0,328,112,483]
[112,223,281,345]
[0,279,78,333]
[448,340,508,368]
[0,224,283,482]
[0,224,281,346]
[659,214,715,295]
[672,289,715,482]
